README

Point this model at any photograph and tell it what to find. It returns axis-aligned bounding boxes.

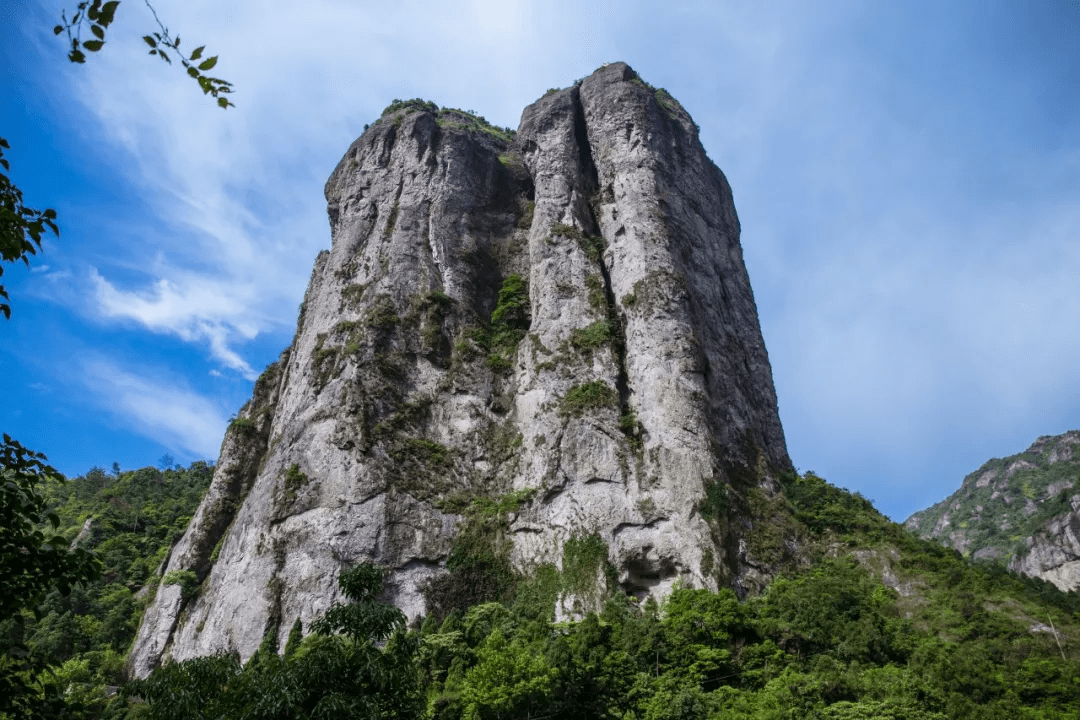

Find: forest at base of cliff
[2,460,1078,720]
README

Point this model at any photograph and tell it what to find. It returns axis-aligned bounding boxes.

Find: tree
[459,628,556,720]
[130,563,422,719]
[0,434,102,719]
[0,435,101,623]
[305,563,423,719]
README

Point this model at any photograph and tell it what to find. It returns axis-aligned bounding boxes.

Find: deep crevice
[570,88,635,435]
[571,87,599,194]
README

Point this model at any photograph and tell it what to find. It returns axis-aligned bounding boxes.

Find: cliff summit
[129,62,791,677]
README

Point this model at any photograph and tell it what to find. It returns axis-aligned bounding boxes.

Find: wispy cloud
[80,358,229,459]
[89,268,260,378]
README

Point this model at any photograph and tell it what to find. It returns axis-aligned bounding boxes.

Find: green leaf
[69,49,86,63]
[53,25,64,35]
[198,56,218,71]
[99,0,120,26]
[91,24,105,39]
[83,40,104,52]
[143,35,157,48]
[174,36,180,48]
[218,97,230,109]
[187,66,199,78]
[190,45,204,61]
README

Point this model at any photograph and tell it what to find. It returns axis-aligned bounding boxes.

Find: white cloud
[80,358,229,459]
[89,268,259,378]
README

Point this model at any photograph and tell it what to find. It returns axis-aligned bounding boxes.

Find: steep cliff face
[1009,506,1080,592]
[905,430,1080,591]
[128,63,791,678]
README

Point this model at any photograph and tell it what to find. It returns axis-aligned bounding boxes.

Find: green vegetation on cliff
[116,470,1080,720]
[905,431,1080,564]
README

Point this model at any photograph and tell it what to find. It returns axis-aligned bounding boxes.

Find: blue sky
[2,0,1078,521]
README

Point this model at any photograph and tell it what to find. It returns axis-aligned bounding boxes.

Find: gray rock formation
[128,62,790,678]
[1009,503,1080,592]
[905,430,1080,592]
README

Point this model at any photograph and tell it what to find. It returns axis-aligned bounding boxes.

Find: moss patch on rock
[422,490,535,620]
[273,464,310,517]
[560,380,618,417]
[569,320,612,356]
[162,570,199,600]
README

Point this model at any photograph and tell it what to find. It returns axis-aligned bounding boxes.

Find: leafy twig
[54,0,120,63]
[139,0,234,108]
[55,0,234,109]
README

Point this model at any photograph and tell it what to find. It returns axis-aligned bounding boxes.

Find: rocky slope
[128,62,791,678]
[905,430,1080,591]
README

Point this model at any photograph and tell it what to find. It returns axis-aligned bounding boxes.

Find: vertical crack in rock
[571,87,600,198]
[570,88,634,425]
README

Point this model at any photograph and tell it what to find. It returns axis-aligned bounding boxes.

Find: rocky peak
[128,62,791,678]
[905,430,1080,590]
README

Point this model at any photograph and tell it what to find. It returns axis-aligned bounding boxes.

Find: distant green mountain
[905,430,1080,590]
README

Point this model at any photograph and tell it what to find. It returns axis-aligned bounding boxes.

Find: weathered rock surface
[1009,504,1080,592]
[906,430,1080,591]
[128,63,791,678]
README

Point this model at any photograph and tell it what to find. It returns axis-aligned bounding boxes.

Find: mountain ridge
[905,429,1080,591]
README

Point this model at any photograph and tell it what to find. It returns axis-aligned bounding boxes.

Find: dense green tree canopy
[0,436,100,622]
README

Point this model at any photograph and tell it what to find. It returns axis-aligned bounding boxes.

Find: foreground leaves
[0,436,101,719]
[0,139,58,320]
[56,1,234,109]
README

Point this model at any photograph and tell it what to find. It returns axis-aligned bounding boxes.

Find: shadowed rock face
[128,62,790,678]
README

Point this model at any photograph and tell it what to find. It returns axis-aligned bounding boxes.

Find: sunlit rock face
[1009,508,1080,592]
[128,62,790,678]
